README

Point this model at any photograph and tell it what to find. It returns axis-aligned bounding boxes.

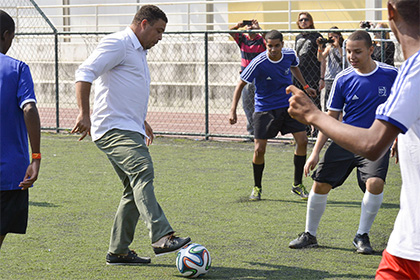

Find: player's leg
[291,131,309,199]
[354,152,389,254]
[250,139,267,200]
[289,181,331,249]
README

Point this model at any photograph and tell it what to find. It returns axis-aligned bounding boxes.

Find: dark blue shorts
[312,142,390,191]
[0,189,29,235]
[253,108,306,139]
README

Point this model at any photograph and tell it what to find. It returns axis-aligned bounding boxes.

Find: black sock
[253,162,265,188]
[294,155,306,186]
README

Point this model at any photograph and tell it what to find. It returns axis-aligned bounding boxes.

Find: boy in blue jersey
[229,30,316,201]
[288,30,398,254]
[0,10,41,249]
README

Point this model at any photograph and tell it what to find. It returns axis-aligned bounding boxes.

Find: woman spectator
[294,12,325,135]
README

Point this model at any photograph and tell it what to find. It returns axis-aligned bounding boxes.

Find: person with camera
[360,21,395,66]
[316,27,346,111]
[229,19,266,140]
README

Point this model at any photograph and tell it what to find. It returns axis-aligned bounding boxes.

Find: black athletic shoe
[289,232,318,249]
[152,234,191,256]
[353,233,373,254]
[106,250,151,265]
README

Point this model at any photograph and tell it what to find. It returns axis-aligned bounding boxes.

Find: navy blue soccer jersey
[327,62,398,128]
[240,48,299,112]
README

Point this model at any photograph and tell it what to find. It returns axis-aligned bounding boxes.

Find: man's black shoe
[106,250,151,265]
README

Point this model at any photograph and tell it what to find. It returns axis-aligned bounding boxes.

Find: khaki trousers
[95,129,173,254]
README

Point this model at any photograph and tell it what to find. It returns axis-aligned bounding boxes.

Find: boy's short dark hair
[347,30,372,48]
[132,5,168,25]
[0,10,15,39]
[266,30,283,41]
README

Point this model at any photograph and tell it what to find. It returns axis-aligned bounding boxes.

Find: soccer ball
[176,243,211,278]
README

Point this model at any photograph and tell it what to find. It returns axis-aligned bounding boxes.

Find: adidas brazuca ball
[176,243,211,278]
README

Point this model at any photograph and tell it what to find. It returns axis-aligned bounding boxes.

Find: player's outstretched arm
[72,81,92,141]
[229,80,247,125]
[287,85,401,161]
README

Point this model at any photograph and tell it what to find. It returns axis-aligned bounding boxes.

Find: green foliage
[0,133,401,279]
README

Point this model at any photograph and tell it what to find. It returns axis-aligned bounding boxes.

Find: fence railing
[7,0,388,33]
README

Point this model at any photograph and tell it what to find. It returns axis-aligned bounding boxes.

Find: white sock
[357,191,383,235]
[305,190,328,236]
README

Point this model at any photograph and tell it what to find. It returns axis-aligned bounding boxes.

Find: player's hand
[287,85,319,125]
[71,113,91,141]
[19,159,41,190]
[229,110,237,125]
[319,79,325,91]
[304,153,319,177]
[390,138,398,164]
[144,121,154,146]
[305,87,317,98]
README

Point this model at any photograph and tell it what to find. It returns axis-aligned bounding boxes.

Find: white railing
[10,0,387,33]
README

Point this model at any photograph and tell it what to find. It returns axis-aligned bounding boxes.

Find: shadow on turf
[29,201,59,207]
[180,262,374,279]
[236,197,399,209]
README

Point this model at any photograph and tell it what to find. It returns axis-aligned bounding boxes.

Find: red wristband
[32,153,41,159]
[303,84,310,90]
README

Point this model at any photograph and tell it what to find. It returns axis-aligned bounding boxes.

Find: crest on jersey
[378,86,387,97]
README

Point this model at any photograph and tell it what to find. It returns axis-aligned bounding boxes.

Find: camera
[242,20,252,26]
[319,37,334,47]
[360,21,372,28]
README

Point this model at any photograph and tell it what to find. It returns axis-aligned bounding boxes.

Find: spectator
[229,19,266,140]
[359,21,395,66]
[317,27,346,111]
[294,12,325,135]
[373,23,395,66]
[0,10,41,250]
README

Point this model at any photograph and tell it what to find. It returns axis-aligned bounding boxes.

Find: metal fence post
[204,32,209,140]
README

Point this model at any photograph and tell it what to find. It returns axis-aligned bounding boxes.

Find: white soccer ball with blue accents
[176,243,211,278]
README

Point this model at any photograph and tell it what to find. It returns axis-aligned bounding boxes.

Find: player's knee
[366,178,384,194]
[313,182,332,194]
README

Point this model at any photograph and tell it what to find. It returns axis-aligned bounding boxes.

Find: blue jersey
[327,62,398,128]
[0,53,36,191]
[240,48,299,112]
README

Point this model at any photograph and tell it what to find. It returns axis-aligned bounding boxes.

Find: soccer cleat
[106,250,151,265]
[291,184,309,200]
[152,233,191,256]
[353,233,374,254]
[289,232,318,249]
[249,186,262,200]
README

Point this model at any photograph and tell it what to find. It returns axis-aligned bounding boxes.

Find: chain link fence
[3,1,403,140]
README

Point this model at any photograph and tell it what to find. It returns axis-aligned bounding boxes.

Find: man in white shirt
[72,5,190,265]
[287,0,420,278]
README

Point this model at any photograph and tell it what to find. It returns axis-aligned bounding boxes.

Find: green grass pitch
[0,133,401,279]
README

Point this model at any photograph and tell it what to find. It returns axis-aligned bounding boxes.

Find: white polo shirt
[75,27,150,141]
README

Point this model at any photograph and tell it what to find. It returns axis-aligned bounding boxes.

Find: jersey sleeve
[376,56,420,133]
[291,49,300,67]
[17,62,36,109]
[327,75,344,111]
[240,53,262,83]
